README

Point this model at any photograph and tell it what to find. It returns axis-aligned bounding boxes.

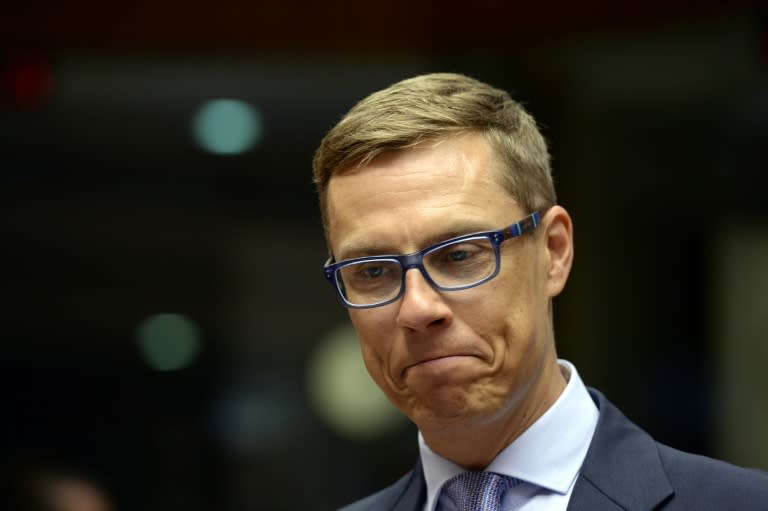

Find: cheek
[350,312,392,378]
[469,274,531,331]
[461,273,538,363]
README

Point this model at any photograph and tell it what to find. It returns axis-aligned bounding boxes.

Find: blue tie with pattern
[441,471,519,511]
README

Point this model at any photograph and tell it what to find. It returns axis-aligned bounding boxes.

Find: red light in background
[1,52,53,109]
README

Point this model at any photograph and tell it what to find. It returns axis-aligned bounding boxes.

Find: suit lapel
[380,458,426,511]
[393,464,426,511]
[567,389,673,511]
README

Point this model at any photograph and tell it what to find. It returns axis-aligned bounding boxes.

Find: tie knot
[441,471,517,511]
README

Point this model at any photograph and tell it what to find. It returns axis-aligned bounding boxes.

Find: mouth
[402,354,477,376]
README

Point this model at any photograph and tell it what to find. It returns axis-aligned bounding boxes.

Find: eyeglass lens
[335,236,497,306]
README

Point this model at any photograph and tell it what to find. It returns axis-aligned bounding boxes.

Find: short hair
[312,72,556,232]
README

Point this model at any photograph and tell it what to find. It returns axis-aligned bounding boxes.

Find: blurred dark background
[2,1,767,509]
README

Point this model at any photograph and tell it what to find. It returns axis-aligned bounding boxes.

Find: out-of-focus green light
[192,98,262,155]
[307,323,405,439]
[136,313,202,371]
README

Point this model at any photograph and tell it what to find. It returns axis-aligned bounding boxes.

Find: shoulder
[582,388,768,509]
[337,488,394,511]
[656,443,768,504]
[337,467,424,511]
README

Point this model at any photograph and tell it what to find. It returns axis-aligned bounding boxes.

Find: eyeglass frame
[323,211,542,309]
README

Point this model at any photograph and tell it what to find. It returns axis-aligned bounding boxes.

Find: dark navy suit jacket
[338,389,768,510]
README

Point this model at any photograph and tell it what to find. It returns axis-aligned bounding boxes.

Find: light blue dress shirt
[419,360,599,511]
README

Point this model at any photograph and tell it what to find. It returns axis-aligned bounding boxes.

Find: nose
[396,267,453,332]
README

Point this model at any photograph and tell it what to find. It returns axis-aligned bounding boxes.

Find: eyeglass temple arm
[502,211,541,240]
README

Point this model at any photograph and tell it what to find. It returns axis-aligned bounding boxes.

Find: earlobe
[542,206,574,298]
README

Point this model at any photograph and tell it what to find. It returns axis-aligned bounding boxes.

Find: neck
[420,358,567,470]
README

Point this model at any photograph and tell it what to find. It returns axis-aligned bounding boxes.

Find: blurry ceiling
[2,1,749,51]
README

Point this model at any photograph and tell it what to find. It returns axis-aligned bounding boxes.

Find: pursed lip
[401,352,478,375]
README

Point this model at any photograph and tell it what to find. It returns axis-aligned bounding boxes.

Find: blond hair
[312,73,556,230]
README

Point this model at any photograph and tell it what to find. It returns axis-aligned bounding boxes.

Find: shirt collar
[419,360,599,511]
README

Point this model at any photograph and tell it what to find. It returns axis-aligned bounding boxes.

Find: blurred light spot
[136,313,202,371]
[192,98,262,155]
[307,323,405,439]
[209,377,300,455]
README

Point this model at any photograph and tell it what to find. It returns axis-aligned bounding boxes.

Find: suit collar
[397,459,427,510]
[567,389,673,511]
[381,457,426,511]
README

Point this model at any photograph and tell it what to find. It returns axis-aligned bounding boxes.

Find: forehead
[325,133,521,258]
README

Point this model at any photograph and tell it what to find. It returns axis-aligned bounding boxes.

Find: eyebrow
[336,221,498,261]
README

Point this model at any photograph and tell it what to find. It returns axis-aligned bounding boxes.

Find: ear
[541,206,574,298]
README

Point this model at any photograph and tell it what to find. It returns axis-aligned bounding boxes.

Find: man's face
[325,133,563,433]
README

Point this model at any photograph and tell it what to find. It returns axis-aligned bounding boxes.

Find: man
[312,73,768,511]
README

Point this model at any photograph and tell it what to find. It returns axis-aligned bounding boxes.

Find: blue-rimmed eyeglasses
[323,211,541,309]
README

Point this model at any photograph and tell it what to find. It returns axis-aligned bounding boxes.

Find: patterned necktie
[441,471,518,511]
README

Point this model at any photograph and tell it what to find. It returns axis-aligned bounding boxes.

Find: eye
[360,265,385,279]
[436,243,482,265]
[425,238,496,284]
[446,249,470,262]
[340,260,400,289]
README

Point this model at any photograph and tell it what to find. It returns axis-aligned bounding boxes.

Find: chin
[411,388,483,423]
[417,382,518,429]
